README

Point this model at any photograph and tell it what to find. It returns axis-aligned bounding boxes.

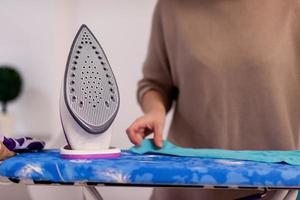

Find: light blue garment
[130,139,300,165]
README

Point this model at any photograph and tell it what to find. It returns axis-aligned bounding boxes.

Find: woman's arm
[127,1,175,148]
[126,89,166,148]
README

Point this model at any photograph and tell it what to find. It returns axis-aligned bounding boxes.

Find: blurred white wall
[0,0,74,140]
[0,0,160,199]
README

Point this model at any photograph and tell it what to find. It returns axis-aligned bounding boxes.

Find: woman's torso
[160,0,300,150]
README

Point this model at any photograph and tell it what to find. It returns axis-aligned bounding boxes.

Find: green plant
[0,66,23,114]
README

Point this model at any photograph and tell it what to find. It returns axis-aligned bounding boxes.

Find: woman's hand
[126,109,166,148]
[127,90,167,148]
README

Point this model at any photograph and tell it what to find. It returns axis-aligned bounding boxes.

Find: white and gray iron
[60,24,120,159]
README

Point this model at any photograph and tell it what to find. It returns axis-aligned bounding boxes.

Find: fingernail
[157,141,163,148]
[135,142,141,147]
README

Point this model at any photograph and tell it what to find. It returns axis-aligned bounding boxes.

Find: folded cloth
[1,136,45,153]
[0,142,15,161]
[130,139,300,166]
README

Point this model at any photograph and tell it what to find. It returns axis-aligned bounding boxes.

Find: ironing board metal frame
[0,178,283,200]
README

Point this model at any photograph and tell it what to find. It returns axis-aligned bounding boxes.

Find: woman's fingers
[126,114,165,148]
[153,122,163,148]
[135,131,145,144]
[126,125,140,145]
[126,118,152,146]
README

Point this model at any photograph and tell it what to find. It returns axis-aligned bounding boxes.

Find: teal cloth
[130,139,300,166]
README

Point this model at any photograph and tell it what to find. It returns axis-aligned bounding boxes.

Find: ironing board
[0,150,300,200]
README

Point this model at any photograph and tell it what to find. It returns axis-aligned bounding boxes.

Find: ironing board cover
[0,150,300,188]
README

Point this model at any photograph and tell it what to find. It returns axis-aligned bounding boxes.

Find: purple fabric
[2,136,45,152]
[2,137,16,151]
[15,138,25,146]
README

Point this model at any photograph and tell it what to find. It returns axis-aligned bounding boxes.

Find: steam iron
[60,24,120,159]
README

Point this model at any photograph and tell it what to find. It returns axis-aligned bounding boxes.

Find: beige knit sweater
[137,0,300,199]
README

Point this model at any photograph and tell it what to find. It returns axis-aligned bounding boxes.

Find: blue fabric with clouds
[0,147,300,188]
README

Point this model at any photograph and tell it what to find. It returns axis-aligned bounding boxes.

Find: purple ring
[61,152,121,159]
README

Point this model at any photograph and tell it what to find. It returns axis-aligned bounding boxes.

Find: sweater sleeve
[137,0,177,113]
